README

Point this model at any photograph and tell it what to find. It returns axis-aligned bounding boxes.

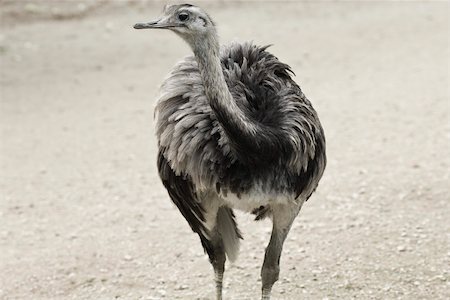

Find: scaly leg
[211,240,226,300]
[201,197,226,300]
[198,229,226,300]
[261,201,303,300]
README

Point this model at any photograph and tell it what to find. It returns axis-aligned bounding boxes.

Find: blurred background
[0,1,449,299]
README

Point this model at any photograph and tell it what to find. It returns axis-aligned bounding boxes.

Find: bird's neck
[192,34,259,151]
[193,34,232,109]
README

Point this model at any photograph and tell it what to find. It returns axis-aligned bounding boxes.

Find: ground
[0,1,449,299]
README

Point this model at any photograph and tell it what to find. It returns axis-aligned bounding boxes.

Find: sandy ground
[1,1,449,299]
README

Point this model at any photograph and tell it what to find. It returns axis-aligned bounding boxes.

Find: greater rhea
[134,4,326,300]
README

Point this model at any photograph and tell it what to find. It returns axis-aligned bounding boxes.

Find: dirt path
[1,1,449,299]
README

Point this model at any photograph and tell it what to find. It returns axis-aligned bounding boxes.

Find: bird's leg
[261,202,302,300]
[209,236,226,300]
[200,197,226,300]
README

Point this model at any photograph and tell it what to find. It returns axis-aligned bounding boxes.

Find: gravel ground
[0,1,449,299]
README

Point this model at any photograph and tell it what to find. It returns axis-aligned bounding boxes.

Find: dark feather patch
[157,150,214,258]
[226,207,243,240]
[294,134,326,200]
[251,205,270,221]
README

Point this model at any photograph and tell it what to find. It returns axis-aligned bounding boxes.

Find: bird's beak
[134,19,162,29]
[134,19,180,30]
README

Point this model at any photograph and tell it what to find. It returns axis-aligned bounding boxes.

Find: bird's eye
[178,12,189,22]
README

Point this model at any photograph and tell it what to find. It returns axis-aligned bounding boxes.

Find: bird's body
[157,42,325,202]
[135,5,326,300]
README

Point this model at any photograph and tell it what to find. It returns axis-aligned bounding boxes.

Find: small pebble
[176,284,188,290]
[397,245,407,252]
[124,255,133,261]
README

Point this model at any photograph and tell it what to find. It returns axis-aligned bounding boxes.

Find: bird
[134,4,326,300]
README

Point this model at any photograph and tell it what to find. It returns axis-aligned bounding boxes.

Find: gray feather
[155,42,326,197]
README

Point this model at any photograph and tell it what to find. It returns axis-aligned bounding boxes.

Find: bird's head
[134,4,217,50]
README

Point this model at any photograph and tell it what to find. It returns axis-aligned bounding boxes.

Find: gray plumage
[135,4,326,300]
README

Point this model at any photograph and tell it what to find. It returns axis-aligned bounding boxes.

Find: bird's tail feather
[216,207,242,262]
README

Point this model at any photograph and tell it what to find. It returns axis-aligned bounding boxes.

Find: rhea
[134,4,326,300]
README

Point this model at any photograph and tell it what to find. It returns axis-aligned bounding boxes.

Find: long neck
[192,32,261,153]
